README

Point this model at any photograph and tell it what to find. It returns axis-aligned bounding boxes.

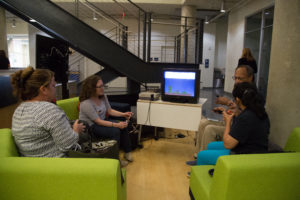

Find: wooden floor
[125,131,196,200]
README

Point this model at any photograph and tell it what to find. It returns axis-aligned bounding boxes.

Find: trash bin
[213,69,224,88]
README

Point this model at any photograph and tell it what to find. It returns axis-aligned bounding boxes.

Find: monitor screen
[161,68,200,104]
[164,71,196,97]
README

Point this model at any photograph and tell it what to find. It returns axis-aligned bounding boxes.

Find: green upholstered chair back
[0,129,19,157]
[56,97,79,121]
[284,127,300,152]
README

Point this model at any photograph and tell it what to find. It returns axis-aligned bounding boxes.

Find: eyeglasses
[232,76,245,81]
[95,85,104,88]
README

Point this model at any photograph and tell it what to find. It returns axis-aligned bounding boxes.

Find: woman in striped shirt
[11,66,85,157]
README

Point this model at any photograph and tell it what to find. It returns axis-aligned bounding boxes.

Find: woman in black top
[238,48,257,73]
[196,82,270,165]
[0,50,10,69]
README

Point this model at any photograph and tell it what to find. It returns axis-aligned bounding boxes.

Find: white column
[28,24,50,68]
[200,23,216,88]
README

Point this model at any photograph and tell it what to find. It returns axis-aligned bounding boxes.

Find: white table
[136,98,207,143]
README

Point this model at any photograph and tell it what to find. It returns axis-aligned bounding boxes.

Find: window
[244,6,274,98]
[7,34,30,68]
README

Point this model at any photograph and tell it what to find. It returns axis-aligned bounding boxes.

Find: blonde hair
[10,66,54,101]
[241,48,255,61]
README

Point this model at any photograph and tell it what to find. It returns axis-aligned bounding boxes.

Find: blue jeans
[196,141,230,165]
[90,119,132,153]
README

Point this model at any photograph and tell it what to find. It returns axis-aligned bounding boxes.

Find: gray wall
[266,0,300,147]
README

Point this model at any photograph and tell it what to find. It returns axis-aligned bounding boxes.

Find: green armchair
[56,97,80,121]
[189,127,300,200]
[0,97,127,200]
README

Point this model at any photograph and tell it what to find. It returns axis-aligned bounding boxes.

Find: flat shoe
[186,160,197,166]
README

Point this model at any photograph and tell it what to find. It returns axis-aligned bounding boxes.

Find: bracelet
[111,122,113,127]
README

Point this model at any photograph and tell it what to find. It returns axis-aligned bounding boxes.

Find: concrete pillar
[266,0,300,147]
[180,5,196,63]
[0,7,8,53]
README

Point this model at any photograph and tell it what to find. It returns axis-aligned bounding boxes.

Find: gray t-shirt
[79,95,111,126]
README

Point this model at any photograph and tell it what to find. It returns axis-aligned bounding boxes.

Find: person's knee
[198,118,209,129]
[205,125,222,137]
[196,150,210,165]
[110,128,121,141]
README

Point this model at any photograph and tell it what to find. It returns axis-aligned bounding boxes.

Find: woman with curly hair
[11,66,85,157]
[79,75,133,162]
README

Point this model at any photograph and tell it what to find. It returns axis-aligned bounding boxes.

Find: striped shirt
[12,101,79,157]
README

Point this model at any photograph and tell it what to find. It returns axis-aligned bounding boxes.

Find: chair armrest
[57,97,79,120]
[284,127,300,152]
[190,165,215,200]
[0,129,19,157]
[0,157,126,200]
[210,153,300,200]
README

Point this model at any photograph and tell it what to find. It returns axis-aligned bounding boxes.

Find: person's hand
[123,112,133,120]
[215,96,231,105]
[223,110,234,124]
[115,121,128,129]
[73,119,86,134]
[227,100,237,109]
[212,107,225,114]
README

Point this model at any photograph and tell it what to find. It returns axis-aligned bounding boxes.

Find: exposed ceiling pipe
[208,0,251,23]
[151,21,195,27]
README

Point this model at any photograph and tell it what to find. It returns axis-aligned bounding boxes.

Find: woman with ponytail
[195,82,270,165]
[11,66,85,157]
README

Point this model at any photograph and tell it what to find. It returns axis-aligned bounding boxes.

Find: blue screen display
[164,71,196,97]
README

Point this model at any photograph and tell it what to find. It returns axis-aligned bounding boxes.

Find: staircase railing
[51,0,203,64]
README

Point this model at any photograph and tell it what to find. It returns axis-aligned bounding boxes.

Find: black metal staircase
[0,0,198,86]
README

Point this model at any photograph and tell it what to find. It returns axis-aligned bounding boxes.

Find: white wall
[6,18,28,34]
[224,0,274,93]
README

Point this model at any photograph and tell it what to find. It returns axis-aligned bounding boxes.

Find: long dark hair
[232,82,267,119]
[79,75,102,102]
